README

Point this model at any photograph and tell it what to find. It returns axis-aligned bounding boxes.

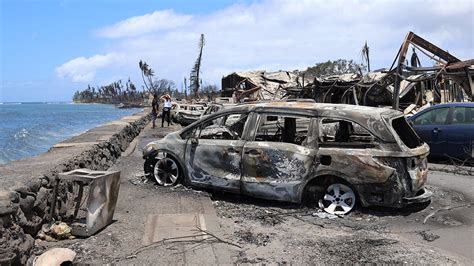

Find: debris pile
[222,31,473,114]
[37,222,74,242]
[221,70,311,101]
[33,248,76,266]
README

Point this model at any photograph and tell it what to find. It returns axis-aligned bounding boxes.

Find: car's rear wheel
[318,183,356,215]
[144,153,181,186]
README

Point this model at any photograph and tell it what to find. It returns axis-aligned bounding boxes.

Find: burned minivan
[143,101,431,214]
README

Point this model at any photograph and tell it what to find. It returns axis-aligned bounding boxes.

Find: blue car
[408,102,474,160]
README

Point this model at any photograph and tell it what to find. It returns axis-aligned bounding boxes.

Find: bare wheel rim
[153,157,179,186]
[319,183,355,215]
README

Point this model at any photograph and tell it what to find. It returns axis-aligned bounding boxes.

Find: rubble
[312,210,339,219]
[37,222,74,241]
[416,230,440,242]
[221,70,311,101]
[221,31,473,114]
[235,229,273,246]
[33,248,76,266]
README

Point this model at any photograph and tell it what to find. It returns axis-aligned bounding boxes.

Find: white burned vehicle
[171,103,205,126]
[143,101,431,214]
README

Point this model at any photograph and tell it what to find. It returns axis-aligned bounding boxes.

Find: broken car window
[392,117,422,149]
[255,115,310,145]
[199,113,248,140]
[319,118,377,147]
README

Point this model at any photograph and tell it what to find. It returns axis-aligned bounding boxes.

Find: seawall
[0,110,151,264]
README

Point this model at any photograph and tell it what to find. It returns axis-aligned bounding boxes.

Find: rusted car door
[241,113,318,203]
[184,112,250,193]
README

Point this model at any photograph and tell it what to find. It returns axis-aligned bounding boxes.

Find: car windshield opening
[392,117,422,149]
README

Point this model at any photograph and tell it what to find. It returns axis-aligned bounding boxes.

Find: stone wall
[0,112,150,265]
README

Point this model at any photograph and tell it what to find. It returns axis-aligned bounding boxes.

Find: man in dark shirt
[151,93,159,128]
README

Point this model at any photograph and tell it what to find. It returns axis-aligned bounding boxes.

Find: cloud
[96,10,193,38]
[57,0,474,87]
[56,53,125,82]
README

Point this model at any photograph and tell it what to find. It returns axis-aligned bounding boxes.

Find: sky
[0,0,473,102]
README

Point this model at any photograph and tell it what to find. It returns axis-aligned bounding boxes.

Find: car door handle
[433,128,442,134]
[227,147,240,154]
[245,149,261,157]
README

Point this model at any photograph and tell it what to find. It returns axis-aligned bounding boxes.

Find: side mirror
[191,138,199,145]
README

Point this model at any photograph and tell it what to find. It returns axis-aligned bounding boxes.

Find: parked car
[200,103,236,120]
[408,102,474,160]
[178,104,206,126]
[170,102,185,122]
[143,101,431,215]
[171,103,206,124]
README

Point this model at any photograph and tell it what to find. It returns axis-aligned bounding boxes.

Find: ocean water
[0,102,143,165]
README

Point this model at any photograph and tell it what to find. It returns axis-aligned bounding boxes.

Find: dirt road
[33,123,473,264]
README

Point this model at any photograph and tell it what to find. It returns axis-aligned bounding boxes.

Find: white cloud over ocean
[56,0,474,87]
[56,53,125,82]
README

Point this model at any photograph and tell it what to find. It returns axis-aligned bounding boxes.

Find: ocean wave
[13,128,29,140]
[0,103,142,164]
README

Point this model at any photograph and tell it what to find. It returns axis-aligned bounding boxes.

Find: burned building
[221,32,473,112]
[221,70,311,102]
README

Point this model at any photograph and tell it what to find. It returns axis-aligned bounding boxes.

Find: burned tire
[318,183,356,215]
[144,153,181,186]
[144,157,157,179]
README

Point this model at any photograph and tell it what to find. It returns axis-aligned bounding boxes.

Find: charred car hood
[143,132,181,158]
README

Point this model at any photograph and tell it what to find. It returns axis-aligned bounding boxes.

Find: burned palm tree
[139,60,155,92]
[361,41,370,72]
[190,34,205,99]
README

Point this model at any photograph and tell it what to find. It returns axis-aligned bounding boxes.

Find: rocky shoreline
[0,110,151,265]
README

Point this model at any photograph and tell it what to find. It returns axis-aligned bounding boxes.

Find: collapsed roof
[221,70,311,101]
[221,31,473,112]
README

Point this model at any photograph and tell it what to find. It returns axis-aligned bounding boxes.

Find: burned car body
[143,101,431,214]
[200,103,236,120]
[178,104,206,126]
[171,103,205,125]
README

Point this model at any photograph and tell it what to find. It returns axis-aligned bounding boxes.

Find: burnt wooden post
[466,67,474,101]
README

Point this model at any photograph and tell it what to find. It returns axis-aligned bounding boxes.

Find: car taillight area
[391,117,423,149]
[407,155,429,191]
[375,154,428,194]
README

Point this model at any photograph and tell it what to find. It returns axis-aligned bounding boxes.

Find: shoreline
[0,109,150,186]
[0,109,151,264]
[0,103,145,165]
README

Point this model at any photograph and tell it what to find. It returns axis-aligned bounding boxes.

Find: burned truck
[143,101,431,214]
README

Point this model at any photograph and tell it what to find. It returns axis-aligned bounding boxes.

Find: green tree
[304,59,365,79]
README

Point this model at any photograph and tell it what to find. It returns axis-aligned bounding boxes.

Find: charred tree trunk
[190,34,205,99]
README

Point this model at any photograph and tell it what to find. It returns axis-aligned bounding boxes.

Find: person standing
[161,94,172,127]
[151,93,159,128]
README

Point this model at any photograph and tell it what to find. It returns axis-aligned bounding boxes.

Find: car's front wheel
[144,153,181,186]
